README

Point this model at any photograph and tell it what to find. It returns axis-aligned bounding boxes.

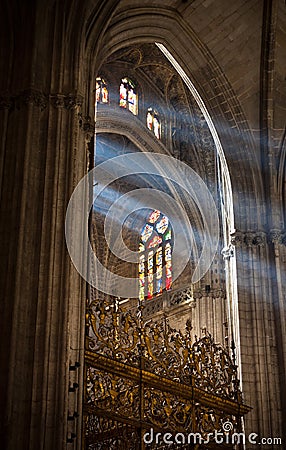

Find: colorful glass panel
[120,82,127,108]
[120,78,137,115]
[102,86,108,103]
[153,117,160,139]
[165,242,172,261]
[139,210,172,300]
[141,224,153,243]
[139,254,145,301]
[139,273,145,301]
[165,243,172,290]
[147,111,153,130]
[139,279,145,301]
[156,216,169,234]
[146,108,161,139]
[156,247,163,294]
[166,272,172,290]
[147,251,154,299]
[128,89,137,115]
[148,210,160,224]
[148,235,162,249]
[139,254,145,273]
[164,228,172,240]
[166,261,172,277]
[96,84,101,103]
[96,78,109,104]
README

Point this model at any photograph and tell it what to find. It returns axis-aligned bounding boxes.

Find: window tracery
[146,107,161,139]
[95,77,109,104]
[119,77,138,115]
[139,210,172,301]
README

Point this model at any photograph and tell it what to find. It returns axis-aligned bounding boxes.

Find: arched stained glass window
[119,77,138,115]
[95,77,109,103]
[139,210,172,301]
[146,107,161,139]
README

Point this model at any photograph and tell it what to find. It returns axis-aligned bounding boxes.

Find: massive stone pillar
[0,2,89,449]
[233,231,284,448]
[0,0,127,447]
[0,89,89,449]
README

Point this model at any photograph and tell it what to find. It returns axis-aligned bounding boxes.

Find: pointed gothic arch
[2,2,286,449]
[86,8,264,229]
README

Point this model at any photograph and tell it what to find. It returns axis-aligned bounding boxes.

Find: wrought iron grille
[83,298,250,449]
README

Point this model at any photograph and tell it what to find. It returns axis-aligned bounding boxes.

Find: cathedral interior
[0,1,285,449]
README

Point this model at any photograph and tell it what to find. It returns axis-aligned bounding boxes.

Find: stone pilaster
[231,230,284,448]
[0,89,87,450]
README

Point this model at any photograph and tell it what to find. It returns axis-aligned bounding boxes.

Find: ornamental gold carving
[84,299,250,448]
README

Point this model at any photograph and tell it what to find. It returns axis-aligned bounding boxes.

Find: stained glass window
[138,210,172,300]
[119,78,138,115]
[146,108,161,139]
[156,247,163,294]
[165,243,172,290]
[148,235,162,249]
[139,254,145,301]
[141,224,153,243]
[95,77,109,104]
[147,251,154,299]
[156,216,169,234]
[148,210,160,223]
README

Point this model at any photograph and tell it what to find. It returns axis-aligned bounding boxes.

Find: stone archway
[1,2,285,448]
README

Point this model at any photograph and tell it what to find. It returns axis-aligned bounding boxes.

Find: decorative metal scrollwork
[86,368,140,418]
[84,297,250,449]
[86,300,141,366]
[86,299,241,401]
[84,415,140,450]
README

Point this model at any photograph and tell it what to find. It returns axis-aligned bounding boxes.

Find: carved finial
[201,326,207,336]
[186,318,193,333]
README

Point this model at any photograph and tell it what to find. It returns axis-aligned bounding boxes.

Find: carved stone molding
[0,96,13,110]
[49,93,83,110]
[78,114,95,142]
[269,229,286,245]
[231,230,286,247]
[192,288,226,299]
[0,90,83,112]
[15,89,48,110]
[49,94,65,108]
[222,244,235,259]
[169,286,195,307]
[0,90,47,110]
[0,89,48,111]
[140,286,227,318]
[231,231,267,247]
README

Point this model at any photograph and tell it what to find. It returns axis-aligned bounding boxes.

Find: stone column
[232,231,283,449]
[269,229,286,447]
[0,85,90,449]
